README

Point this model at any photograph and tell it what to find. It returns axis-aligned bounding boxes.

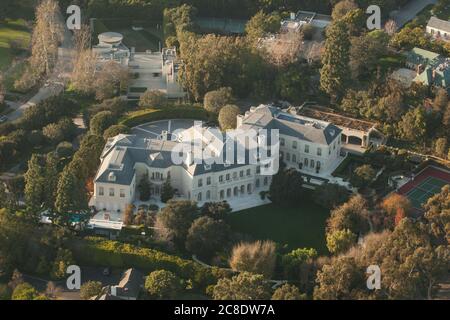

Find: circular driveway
[130,119,197,139]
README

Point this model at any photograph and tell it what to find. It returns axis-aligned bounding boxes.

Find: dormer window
[204,164,211,171]
[108,172,116,182]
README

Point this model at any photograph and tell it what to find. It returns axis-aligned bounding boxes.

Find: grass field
[0,19,31,71]
[226,194,330,254]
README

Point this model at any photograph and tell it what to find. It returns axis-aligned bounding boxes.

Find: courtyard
[226,192,330,254]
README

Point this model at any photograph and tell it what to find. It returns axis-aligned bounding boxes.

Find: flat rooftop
[297,105,376,132]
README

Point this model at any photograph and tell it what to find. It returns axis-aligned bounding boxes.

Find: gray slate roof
[427,16,450,33]
[95,105,341,186]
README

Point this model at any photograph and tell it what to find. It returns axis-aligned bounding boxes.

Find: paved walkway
[4,12,74,122]
[393,0,437,28]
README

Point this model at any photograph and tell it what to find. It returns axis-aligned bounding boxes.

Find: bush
[89,111,116,136]
[11,283,38,300]
[229,240,276,278]
[56,141,74,158]
[139,89,168,109]
[145,270,182,299]
[70,237,221,291]
[80,281,103,300]
[218,104,240,130]
[103,124,130,140]
[204,87,234,113]
[120,106,210,127]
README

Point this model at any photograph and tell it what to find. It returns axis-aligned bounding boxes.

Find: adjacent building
[92,32,186,100]
[404,47,450,91]
[91,104,344,213]
[426,16,450,42]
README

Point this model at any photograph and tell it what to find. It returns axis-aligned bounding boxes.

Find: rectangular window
[280,138,285,146]
[317,148,322,156]
[198,179,203,187]
[305,145,309,153]
[292,141,297,149]
[226,174,230,181]
[256,166,261,174]
[99,187,104,196]
[207,177,211,185]
[240,170,244,177]
[109,188,114,197]
[246,169,251,176]
[219,175,223,183]
[120,189,125,198]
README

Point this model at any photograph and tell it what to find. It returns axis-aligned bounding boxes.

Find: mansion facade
[91,105,343,212]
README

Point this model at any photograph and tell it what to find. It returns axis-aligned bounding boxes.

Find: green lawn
[0,19,31,71]
[226,194,330,255]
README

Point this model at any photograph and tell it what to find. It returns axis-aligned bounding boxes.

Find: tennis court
[406,176,448,209]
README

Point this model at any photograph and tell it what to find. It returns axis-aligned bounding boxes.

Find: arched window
[206,190,211,200]
[233,187,239,196]
[197,192,202,201]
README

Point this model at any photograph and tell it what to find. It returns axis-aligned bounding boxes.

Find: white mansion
[91,104,343,212]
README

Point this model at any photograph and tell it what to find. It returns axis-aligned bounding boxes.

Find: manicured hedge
[119,106,211,127]
[71,237,230,290]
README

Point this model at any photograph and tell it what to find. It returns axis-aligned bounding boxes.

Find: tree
[275,63,312,103]
[327,194,369,235]
[156,200,198,245]
[89,111,116,136]
[55,141,73,158]
[42,117,76,145]
[200,201,232,220]
[433,88,448,113]
[332,0,358,21]
[138,89,168,109]
[123,204,135,225]
[24,154,46,211]
[326,229,357,254]
[11,283,39,300]
[203,87,234,113]
[186,216,230,259]
[218,104,240,130]
[229,240,277,278]
[145,270,181,299]
[245,10,280,43]
[28,0,63,78]
[423,185,450,245]
[54,167,87,216]
[71,49,97,95]
[93,61,129,101]
[272,284,306,300]
[313,256,366,300]
[281,247,317,282]
[320,20,350,101]
[313,183,349,209]
[434,137,447,158]
[160,177,175,203]
[137,173,151,201]
[212,272,271,300]
[397,107,427,142]
[381,193,412,222]
[80,281,102,300]
[350,31,388,80]
[51,248,74,279]
[384,19,398,36]
[269,167,303,205]
[350,164,376,188]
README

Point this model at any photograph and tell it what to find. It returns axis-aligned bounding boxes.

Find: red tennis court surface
[397,165,450,213]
